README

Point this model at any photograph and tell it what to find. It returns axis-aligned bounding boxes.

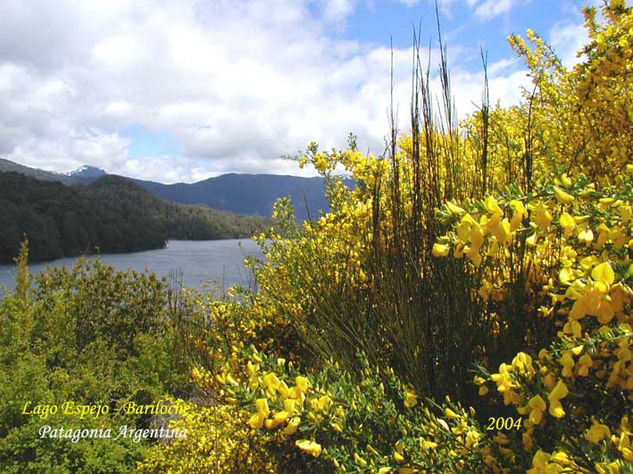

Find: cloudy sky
[0,0,601,183]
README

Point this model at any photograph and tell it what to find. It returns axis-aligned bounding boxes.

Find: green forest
[0,172,270,263]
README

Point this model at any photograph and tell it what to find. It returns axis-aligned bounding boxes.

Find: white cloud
[473,0,512,19]
[0,0,531,183]
[550,21,588,68]
[323,0,358,23]
[438,0,529,20]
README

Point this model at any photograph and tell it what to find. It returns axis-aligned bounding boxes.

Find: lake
[0,239,263,294]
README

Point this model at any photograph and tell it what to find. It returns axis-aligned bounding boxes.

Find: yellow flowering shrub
[509,1,633,179]
[434,134,633,473]
[215,348,498,473]
[138,402,276,473]
[250,129,537,402]
[138,285,306,473]
[145,2,633,472]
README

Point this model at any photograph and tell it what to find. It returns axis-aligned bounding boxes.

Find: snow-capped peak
[67,165,107,178]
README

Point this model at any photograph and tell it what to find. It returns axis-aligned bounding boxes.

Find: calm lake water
[0,239,262,294]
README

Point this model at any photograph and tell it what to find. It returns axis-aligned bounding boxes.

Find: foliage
[0,251,192,472]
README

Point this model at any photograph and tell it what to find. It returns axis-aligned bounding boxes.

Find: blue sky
[0,0,610,182]
[337,2,583,44]
[126,125,183,159]
[334,1,588,64]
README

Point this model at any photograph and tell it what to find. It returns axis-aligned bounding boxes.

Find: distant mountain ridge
[132,173,329,221]
[0,158,332,220]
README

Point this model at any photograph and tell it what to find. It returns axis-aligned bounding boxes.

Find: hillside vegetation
[0,172,270,263]
[1,2,633,473]
[0,157,333,221]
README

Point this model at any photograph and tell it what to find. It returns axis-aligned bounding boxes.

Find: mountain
[0,158,333,221]
[0,158,73,184]
[0,172,270,263]
[67,165,107,179]
[133,173,330,221]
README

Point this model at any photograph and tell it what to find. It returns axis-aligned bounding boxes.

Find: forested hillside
[0,157,335,221]
[0,172,270,263]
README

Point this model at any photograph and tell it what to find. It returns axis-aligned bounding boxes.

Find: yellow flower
[467,246,482,267]
[526,233,538,246]
[444,408,460,419]
[553,186,575,204]
[486,215,510,244]
[560,173,573,187]
[247,361,260,377]
[295,439,322,458]
[255,398,270,417]
[533,202,553,229]
[353,453,368,466]
[559,268,575,285]
[465,430,481,448]
[586,420,611,444]
[404,389,418,408]
[577,353,592,377]
[283,399,296,413]
[559,212,576,236]
[528,394,546,425]
[512,352,535,375]
[268,410,289,429]
[509,199,527,230]
[485,195,503,217]
[527,450,551,474]
[491,363,514,393]
[547,380,569,418]
[432,243,450,257]
[457,214,477,240]
[580,255,600,270]
[283,416,301,435]
[560,351,575,378]
[446,201,466,215]
[469,224,485,249]
[578,227,594,244]
[419,437,438,450]
[591,261,615,285]
[295,376,310,393]
[262,373,281,393]
[317,394,332,411]
[249,413,265,429]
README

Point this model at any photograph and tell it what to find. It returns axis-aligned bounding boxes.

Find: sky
[0,0,607,183]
